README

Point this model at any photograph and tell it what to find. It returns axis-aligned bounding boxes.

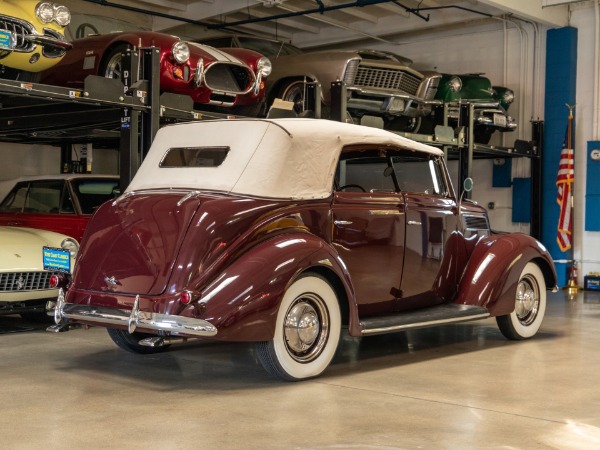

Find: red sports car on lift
[40,16,271,115]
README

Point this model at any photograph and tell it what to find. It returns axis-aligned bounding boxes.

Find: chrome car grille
[0,272,56,292]
[352,65,422,95]
[204,63,253,94]
[424,76,441,100]
[464,215,490,231]
[0,15,35,53]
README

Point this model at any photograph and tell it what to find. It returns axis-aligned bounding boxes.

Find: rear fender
[454,233,557,316]
[196,233,356,342]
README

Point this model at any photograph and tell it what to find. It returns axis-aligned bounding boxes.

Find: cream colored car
[0,226,77,321]
[0,0,72,81]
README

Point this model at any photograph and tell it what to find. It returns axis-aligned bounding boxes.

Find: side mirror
[463,177,474,193]
[383,166,394,177]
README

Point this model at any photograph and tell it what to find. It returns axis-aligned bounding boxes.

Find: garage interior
[2,1,600,448]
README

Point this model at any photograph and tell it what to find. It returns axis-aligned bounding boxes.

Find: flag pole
[566,103,579,292]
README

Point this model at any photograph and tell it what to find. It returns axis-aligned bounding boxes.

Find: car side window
[336,153,396,193]
[391,155,448,196]
[0,182,29,212]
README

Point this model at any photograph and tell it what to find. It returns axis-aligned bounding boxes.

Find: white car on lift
[0,226,78,321]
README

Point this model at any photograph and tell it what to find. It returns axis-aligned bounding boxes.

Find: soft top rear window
[160,147,230,168]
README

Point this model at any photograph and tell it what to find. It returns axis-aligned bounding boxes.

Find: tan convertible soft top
[127,118,443,200]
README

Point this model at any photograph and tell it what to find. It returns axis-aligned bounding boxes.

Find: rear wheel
[256,274,341,381]
[107,328,170,354]
[496,262,547,340]
[100,44,131,82]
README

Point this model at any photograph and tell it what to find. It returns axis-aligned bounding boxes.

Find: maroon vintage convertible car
[49,119,557,381]
[40,17,271,113]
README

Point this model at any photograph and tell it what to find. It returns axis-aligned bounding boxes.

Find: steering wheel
[339,184,366,192]
[76,23,99,39]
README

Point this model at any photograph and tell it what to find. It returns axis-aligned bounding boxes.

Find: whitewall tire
[256,274,341,381]
[496,262,547,340]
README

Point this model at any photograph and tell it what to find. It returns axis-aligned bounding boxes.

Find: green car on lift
[425,73,516,144]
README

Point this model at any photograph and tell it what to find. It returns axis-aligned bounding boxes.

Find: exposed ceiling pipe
[82,0,213,28]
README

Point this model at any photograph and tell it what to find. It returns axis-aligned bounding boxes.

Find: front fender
[454,233,557,316]
[196,232,355,342]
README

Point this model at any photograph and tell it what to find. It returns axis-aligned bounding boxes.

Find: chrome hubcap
[105,53,123,80]
[284,293,329,363]
[515,275,539,326]
[282,83,306,113]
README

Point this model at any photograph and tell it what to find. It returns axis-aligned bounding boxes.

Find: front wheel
[496,262,547,340]
[256,274,341,381]
[107,328,170,354]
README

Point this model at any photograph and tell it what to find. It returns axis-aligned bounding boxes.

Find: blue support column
[543,27,578,287]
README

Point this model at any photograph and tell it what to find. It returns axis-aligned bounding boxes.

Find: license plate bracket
[493,113,507,128]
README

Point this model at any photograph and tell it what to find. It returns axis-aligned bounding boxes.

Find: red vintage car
[40,19,271,114]
[49,119,557,381]
[0,174,119,242]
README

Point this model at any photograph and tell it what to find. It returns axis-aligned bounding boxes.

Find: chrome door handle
[408,220,422,226]
[334,220,353,226]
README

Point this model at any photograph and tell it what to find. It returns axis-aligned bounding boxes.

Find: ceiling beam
[247,9,321,33]
[477,0,569,27]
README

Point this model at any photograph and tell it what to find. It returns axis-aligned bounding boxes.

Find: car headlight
[61,238,79,258]
[35,3,71,26]
[503,89,515,104]
[54,5,71,27]
[448,76,462,93]
[36,2,55,23]
[172,41,190,64]
[257,56,272,77]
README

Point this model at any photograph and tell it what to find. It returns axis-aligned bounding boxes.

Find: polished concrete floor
[3,290,600,449]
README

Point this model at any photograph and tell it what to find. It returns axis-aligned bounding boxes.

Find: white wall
[570,3,600,276]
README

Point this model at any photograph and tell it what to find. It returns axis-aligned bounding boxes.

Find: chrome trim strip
[55,297,217,337]
[360,312,490,335]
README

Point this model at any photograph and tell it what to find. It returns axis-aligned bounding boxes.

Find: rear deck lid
[72,191,201,295]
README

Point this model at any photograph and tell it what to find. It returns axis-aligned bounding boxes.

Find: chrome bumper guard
[48,289,217,337]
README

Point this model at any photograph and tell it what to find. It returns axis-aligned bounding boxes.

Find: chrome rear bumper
[48,289,217,337]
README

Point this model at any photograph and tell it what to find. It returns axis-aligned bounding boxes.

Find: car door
[394,155,461,308]
[331,147,406,316]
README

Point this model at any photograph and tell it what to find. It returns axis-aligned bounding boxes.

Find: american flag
[556,138,574,251]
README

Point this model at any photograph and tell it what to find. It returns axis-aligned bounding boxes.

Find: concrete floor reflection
[2,290,599,449]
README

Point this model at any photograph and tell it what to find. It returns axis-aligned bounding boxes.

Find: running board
[360,304,490,336]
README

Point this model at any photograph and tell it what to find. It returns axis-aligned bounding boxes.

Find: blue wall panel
[512,178,531,223]
[543,27,577,287]
[586,141,600,231]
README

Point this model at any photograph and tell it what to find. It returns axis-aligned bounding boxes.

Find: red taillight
[180,290,192,305]
[49,275,60,288]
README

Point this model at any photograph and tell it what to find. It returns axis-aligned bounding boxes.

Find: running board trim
[360,304,490,336]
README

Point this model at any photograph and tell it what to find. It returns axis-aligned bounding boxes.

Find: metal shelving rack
[0,46,218,191]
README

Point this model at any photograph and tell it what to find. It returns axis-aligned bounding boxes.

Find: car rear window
[159,147,230,168]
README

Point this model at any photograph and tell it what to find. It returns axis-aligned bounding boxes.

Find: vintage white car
[0,226,78,321]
